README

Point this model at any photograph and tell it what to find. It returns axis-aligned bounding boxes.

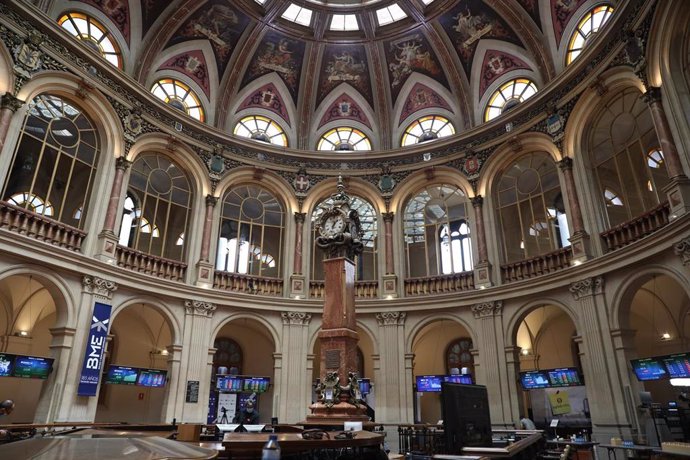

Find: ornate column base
[473,261,492,288]
[568,231,592,265]
[95,230,119,263]
[194,260,215,287]
[382,274,397,297]
[290,274,306,298]
[664,176,690,219]
[304,401,369,426]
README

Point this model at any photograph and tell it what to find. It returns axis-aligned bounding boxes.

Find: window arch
[311,195,377,281]
[317,127,371,151]
[150,78,205,122]
[119,153,192,261]
[484,78,538,122]
[587,88,669,227]
[2,94,100,229]
[446,337,474,376]
[233,115,288,147]
[216,185,285,278]
[58,12,123,68]
[213,337,243,375]
[566,5,614,65]
[403,184,473,277]
[495,152,570,263]
[401,115,455,146]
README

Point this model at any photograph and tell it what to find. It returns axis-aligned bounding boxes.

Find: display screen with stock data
[0,352,53,379]
[631,357,668,381]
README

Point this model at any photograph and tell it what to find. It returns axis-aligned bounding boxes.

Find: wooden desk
[222,430,384,458]
[599,443,656,460]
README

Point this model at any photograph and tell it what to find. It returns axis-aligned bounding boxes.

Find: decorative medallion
[160,50,211,98]
[123,111,143,141]
[378,164,396,193]
[546,112,565,142]
[462,155,481,177]
[239,83,291,126]
[13,31,43,78]
[319,94,371,130]
[480,50,531,97]
[293,168,310,194]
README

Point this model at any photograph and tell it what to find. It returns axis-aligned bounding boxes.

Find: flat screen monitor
[662,353,690,378]
[631,357,668,381]
[359,378,371,395]
[137,369,167,388]
[243,376,270,393]
[105,366,139,385]
[441,383,492,452]
[0,353,15,377]
[217,375,244,392]
[12,355,53,379]
[547,368,582,387]
[444,375,473,385]
[520,370,550,389]
[416,375,444,392]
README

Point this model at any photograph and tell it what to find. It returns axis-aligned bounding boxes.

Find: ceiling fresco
[319,94,372,130]
[239,83,292,127]
[159,50,211,97]
[399,83,453,124]
[140,0,169,37]
[80,0,130,43]
[317,44,374,109]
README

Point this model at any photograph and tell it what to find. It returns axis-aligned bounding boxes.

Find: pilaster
[278,311,311,422]
[375,312,409,422]
[471,196,492,287]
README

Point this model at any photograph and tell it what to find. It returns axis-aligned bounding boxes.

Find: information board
[520,370,550,389]
[662,353,690,378]
[105,366,138,385]
[243,376,270,393]
[217,375,243,392]
[631,357,668,381]
[186,380,199,403]
[416,375,443,392]
[547,368,582,387]
[137,369,167,387]
[8,355,53,379]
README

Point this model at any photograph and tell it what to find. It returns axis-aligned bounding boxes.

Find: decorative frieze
[376,311,406,326]
[82,275,118,299]
[281,311,312,325]
[184,300,217,317]
[471,301,502,319]
[569,276,604,300]
[674,237,690,266]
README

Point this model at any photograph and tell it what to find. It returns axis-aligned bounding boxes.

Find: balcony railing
[116,245,187,282]
[404,271,475,296]
[600,202,670,252]
[214,271,283,296]
[309,280,379,299]
[501,247,572,283]
[0,201,86,251]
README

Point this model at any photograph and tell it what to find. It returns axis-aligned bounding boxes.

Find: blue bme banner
[77,302,112,396]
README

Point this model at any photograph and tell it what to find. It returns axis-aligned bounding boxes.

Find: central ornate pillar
[290,212,307,298]
[382,212,398,297]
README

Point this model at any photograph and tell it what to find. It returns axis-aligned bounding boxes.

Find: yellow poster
[548,391,571,415]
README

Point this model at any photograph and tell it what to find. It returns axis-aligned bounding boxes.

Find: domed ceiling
[46,0,601,150]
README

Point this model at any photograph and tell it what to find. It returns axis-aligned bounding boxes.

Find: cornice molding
[471,301,502,319]
[376,311,406,326]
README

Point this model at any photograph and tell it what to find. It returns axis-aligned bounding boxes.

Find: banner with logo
[77,302,112,396]
[548,390,572,415]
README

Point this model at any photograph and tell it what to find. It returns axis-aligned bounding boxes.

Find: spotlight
[662,332,671,340]
[17,330,29,337]
[521,348,530,356]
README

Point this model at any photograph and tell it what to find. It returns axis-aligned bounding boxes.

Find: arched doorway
[95,303,174,423]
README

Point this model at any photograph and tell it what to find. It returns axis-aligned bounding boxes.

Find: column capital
[115,156,132,170]
[569,276,604,300]
[641,87,662,105]
[82,275,118,299]
[674,237,690,266]
[382,212,394,223]
[471,195,484,208]
[294,212,306,224]
[471,300,502,318]
[205,194,218,207]
[1,93,24,112]
[281,311,312,325]
[184,299,217,317]
[557,156,573,171]
[376,311,406,326]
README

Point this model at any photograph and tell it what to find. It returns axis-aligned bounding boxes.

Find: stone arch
[0,40,15,95]
[390,166,474,215]
[312,83,376,141]
[210,311,281,352]
[504,298,581,348]
[111,296,182,346]
[406,313,477,353]
[302,176,384,217]
[475,68,543,126]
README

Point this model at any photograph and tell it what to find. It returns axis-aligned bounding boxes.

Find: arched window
[317,127,371,151]
[484,78,538,122]
[119,154,192,261]
[58,12,123,68]
[233,115,288,147]
[216,185,284,278]
[311,195,377,281]
[446,337,474,376]
[401,115,455,146]
[213,337,243,375]
[2,94,100,229]
[566,5,614,65]
[403,184,473,277]
[587,88,669,227]
[150,78,205,122]
[495,152,570,263]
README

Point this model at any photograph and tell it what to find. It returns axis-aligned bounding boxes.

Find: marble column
[570,277,634,442]
[382,213,398,296]
[290,212,307,297]
[0,93,24,154]
[97,157,131,261]
[643,87,690,218]
[195,196,218,285]
[471,196,492,287]
[278,312,311,423]
[558,157,591,262]
[375,312,409,422]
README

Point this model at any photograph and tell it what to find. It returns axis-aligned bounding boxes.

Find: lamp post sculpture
[305,177,368,425]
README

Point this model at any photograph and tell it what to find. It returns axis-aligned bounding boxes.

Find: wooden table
[222,430,384,458]
[599,443,656,460]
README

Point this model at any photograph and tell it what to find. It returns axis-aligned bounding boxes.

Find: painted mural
[239,83,291,126]
[479,50,530,96]
[166,0,250,76]
[140,0,169,36]
[399,83,453,124]
[319,94,371,130]
[385,34,448,102]
[81,0,130,43]
[159,50,211,97]
[317,45,373,108]
[439,0,523,76]
[551,0,588,45]
[516,0,542,30]
[241,30,305,103]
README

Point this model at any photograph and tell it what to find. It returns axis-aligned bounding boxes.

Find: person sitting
[0,400,14,416]
[233,399,259,425]
[520,414,536,430]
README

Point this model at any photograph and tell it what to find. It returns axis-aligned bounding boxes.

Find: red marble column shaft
[0,93,24,154]
[383,212,394,275]
[200,195,218,262]
[471,196,488,263]
[293,212,306,274]
[102,157,131,233]
[558,157,585,235]
[643,88,686,179]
